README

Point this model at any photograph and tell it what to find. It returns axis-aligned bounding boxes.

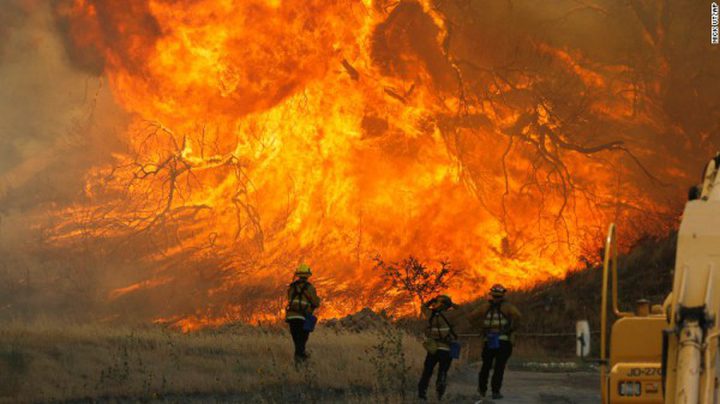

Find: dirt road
[60,363,601,403]
[439,364,601,403]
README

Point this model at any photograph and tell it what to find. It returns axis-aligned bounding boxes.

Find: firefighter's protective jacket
[285,279,321,321]
[471,300,522,342]
[421,303,457,351]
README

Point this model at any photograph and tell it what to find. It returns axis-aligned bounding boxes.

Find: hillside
[453,232,678,357]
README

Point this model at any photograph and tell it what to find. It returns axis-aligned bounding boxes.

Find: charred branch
[341,59,359,81]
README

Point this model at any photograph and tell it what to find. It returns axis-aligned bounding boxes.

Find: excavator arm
[664,154,720,404]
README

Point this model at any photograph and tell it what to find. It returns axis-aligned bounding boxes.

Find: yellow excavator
[599,222,665,403]
[600,154,720,403]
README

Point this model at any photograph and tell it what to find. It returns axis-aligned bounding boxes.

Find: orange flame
[50,0,684,326]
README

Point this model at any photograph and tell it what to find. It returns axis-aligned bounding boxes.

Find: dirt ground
[132,365,601,403]
[54,370,600,403]
[439,364,601,404]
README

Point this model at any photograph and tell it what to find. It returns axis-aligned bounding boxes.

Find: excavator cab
[600,223,666,403]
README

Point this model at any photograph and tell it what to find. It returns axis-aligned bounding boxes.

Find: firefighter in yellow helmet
[285,263,321,364]
[470,284,521,400]
[418,294,460,401]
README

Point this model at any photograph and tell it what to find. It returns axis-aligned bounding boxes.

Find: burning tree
[374,255,458,315]
[25,0,718,326]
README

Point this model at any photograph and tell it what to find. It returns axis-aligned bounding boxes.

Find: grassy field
[0,321,427,403]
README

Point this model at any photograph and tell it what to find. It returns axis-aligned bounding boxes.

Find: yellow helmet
[490,284,507,297]
[295,263,312,277]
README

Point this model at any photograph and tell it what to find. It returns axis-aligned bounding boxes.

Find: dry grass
[0,320,426,403]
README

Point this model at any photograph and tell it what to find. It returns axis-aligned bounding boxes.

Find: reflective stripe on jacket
[285,280,321,321]
[471,300,521,342]
[484,306,511,340]
[422,304,457,351]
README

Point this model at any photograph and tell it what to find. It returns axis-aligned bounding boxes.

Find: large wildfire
[0,0,718,329]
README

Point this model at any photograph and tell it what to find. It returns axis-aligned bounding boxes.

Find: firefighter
[418,294,460,401]
[285,263,321,364]
[471,284,521,400]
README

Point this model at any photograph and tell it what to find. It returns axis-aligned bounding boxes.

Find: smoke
[0,1,129,320]
[0,1,128,208]
[51,0,161,75]
[0,1,31,62]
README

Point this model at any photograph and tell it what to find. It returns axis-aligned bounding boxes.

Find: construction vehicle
[600,223,666,403]
[599,154,720,403]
